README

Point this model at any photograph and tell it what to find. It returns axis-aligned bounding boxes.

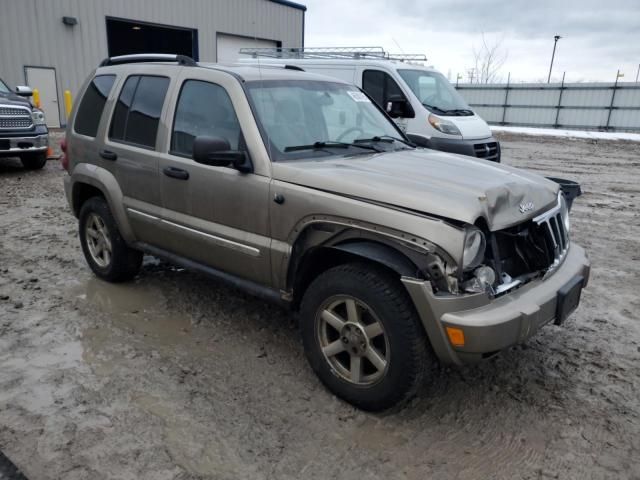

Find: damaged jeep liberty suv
[63,54,590,411]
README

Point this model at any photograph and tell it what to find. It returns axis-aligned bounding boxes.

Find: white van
[239,47,500,162]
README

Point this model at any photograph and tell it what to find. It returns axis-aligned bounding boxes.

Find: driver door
[360,69,412,132]
[155,73,271,285]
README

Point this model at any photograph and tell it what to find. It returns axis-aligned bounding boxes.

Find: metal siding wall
[456,82,640,132]
[0,0,303,126]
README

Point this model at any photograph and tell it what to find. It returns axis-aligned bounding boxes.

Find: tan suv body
[63,55,590,410]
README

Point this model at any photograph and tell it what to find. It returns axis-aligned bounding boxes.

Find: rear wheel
[20,152,47,170]
[300,263,433,411]
[78,196,142,282]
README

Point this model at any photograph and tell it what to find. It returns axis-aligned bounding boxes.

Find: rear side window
[170,80,242,157]
[74,75,116,137]
[109,75,169,149]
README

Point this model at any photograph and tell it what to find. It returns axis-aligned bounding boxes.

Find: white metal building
[0,0,306,127]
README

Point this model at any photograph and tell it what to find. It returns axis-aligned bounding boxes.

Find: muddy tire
[300,263,432,411]
[78,196,142,282]
[20,152,47,170]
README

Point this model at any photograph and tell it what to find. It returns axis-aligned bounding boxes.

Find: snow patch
[492,126,640,142]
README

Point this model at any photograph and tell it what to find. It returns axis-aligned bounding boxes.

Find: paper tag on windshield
[347,91,370,102]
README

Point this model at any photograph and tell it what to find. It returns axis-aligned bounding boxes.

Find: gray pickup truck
[0,77,49,169]
[62,54,590,411]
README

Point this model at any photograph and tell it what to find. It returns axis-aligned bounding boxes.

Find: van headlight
[462,227,486,270]
[559,193,570,232]
[31,109,46,126]
[428,114,461,136]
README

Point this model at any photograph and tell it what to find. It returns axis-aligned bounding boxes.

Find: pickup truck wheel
[300,263,431,411]
[78,197,142,282]
[20,152,47,170]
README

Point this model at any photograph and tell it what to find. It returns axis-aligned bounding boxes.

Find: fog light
[462,265,497,293]
[446,327,465,347]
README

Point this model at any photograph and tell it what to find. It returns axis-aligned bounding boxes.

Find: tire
[78,196,142,282]
[300,263,433,411]
[20,151,47,170]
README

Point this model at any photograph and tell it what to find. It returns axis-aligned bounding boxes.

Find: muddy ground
[0,133,639,480]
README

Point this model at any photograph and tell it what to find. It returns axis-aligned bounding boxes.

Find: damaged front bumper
[402,243,590,365]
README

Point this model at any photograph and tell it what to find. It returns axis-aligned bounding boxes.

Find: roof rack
[239,47,427,62]
[99,54,197,67]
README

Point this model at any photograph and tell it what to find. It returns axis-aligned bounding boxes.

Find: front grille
[0,106,33,130]
[473,142,499,161]
[532,202,569,275]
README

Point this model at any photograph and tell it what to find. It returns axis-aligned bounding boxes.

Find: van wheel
[78,197,142,282]
[20,152,47,170]
[300,263,432,411]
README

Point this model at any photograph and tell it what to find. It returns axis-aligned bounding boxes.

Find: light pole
[547,35,561,83]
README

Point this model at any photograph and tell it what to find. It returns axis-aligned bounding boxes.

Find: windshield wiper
[443,108,474,116]
[284,141,382,153]
[354,135,415,148]
[422,103,448,114]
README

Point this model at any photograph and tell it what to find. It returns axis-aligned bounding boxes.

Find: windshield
[246,80,408,161]
[397,69,472,116]
[0,78,10,94]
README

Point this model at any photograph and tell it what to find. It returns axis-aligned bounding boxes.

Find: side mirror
[385,94,410,118]
[15,86,33,97]
[192,135,252,173]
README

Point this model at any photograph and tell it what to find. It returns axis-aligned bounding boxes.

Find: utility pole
[636,63,640,83]
[547,35,561,83]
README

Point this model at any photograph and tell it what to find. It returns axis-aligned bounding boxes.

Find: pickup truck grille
[0,106,33,130]
[473,142,499,162]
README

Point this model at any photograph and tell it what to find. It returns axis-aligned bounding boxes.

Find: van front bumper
[402,244,590,365]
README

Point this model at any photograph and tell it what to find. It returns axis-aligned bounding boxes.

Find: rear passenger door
[155,72,271,285]
[103,71,172,244]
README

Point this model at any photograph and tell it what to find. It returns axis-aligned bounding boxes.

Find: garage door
[216,33,278,63]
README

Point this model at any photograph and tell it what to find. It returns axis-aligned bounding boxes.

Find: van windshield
[397,69,473,116]
[246,80,408,161]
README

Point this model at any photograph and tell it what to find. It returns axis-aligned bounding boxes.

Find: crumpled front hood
[272,149,559,231]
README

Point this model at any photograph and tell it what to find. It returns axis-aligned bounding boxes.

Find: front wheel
[20,152,47,170]
[300,263,433,411]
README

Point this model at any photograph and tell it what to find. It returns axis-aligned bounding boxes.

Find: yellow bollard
[64,90,73,118]
[32,88,41,108]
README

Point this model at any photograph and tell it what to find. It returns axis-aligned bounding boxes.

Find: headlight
[462,228,486,270]
[31,109,46,125]
[428,114,461,136]
[559,192,570,232]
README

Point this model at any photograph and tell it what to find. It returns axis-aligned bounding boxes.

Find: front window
[246,80,408,161]
[397,69,472,116]
[0,78,10,94]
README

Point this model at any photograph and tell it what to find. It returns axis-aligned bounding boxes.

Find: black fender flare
[331,241,420,277]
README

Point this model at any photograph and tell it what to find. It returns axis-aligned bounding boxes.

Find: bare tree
[470,33,508,84]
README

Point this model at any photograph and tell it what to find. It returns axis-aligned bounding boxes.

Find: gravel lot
[0,133,639,480]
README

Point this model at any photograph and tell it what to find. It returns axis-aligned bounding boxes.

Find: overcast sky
[302,0,640,83]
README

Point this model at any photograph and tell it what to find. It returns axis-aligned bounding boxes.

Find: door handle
[163,166,189,180]
[99,149,117,161]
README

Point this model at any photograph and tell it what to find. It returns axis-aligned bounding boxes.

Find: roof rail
[99,54,197,67]
[239,47,427,62]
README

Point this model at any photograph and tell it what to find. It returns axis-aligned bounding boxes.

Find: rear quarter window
[74,75,116,137]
